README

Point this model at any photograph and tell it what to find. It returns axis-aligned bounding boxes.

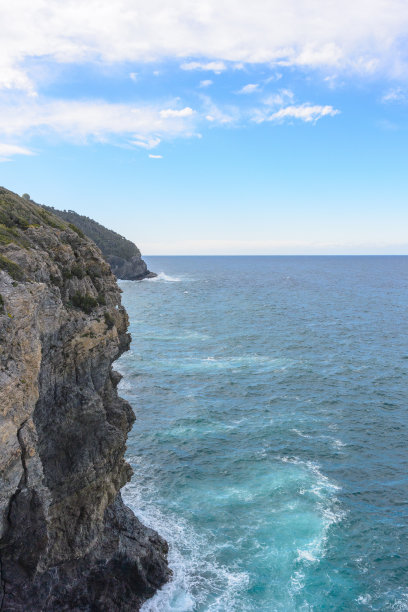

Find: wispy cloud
[148,154,163,159]
[251,90,339,124]
[263,89,294,107]
[0,89,339,157]
[199,80,213,88]
[132,135,161,149]
[0,143,34,162]
[0,99,198,146]
[381,88,407,103]
[237,83,259,95]
[266,104,340,123]
[200,95,239,125]
[159,107,195,118]
[181,61,226,74]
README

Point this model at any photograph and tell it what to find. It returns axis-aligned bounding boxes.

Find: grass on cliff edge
[0,187,68,250]
[0,187,86,280]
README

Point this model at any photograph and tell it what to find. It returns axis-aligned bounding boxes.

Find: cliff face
[41,205,156,281]
[0,188,169,610]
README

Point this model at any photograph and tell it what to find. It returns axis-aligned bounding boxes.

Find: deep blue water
[116,256,408,611]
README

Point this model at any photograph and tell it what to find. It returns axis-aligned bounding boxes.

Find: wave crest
[145,272,182,282]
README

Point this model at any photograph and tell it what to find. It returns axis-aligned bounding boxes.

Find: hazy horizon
[143,253,408,257]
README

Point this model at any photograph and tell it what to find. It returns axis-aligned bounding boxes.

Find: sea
[116,256,408,612]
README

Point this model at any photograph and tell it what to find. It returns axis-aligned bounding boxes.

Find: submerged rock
[0,187,170,610]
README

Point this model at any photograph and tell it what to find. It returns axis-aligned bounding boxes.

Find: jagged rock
[0,187,170,611]
[107,255,156,281]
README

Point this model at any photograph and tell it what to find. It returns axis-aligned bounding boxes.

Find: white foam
[290,569,306,594]
[144,272,183,282]
[357,594,372,605]
[117,379,132,392]
[291,428,312,439]
[123,471,249,612]
[280,456,345,601]
[159,355,294,373]
[296,549,318,563]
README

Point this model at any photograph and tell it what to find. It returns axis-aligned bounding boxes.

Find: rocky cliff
[41,205,156,281]
[0,187,170,610]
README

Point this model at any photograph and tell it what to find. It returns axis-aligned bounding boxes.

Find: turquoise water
[117,256,408,611]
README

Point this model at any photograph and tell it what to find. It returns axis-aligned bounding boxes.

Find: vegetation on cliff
[41,204,141,261]
[40,202,155,280]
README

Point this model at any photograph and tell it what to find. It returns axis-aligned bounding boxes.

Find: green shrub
[104,312,115,329]
[71,265,85,279]
[68,223,85,238]
[87,266,102,279]
[71,292,98,314]
[0,255,24,281]
[50,274,61,286]
[37,208,65,230]
[0,224,30,248]
[62,268,73,279]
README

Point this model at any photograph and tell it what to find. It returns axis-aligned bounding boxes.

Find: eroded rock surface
[0,187,169,611]
[107,255,156,281]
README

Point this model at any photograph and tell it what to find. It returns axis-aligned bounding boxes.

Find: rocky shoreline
[0,188,170,610]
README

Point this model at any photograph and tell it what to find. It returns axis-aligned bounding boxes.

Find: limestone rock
[0,187,170,611]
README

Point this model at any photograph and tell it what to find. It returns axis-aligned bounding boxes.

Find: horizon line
[143,253,408,257]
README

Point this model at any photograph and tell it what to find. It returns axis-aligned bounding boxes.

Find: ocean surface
[116,256,408,611]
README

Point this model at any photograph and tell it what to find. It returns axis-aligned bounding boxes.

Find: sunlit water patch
[117,256,408,611]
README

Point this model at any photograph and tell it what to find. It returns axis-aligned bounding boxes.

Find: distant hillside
[41,205,155,280]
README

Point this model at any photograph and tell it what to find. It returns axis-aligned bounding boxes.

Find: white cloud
[199,79,213,88]
[159,107,195,118]
[0,89,339,152]
[149,154,163,158]
[0,99,198,146]
[263,89,294,107]
[1,0,408,97]
[381,88,406,103]
[266,104,340,123]
[0,63,37,96]
[180,61,226,74]
[237,83,259,94]
[129,72,138,82]
[132,135,161,149]
[0,143,34,162]
[200,95,239,125]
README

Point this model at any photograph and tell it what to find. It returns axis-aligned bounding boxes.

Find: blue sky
[1,1,408,254]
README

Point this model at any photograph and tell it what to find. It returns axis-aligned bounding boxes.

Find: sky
[0,0,408,255]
